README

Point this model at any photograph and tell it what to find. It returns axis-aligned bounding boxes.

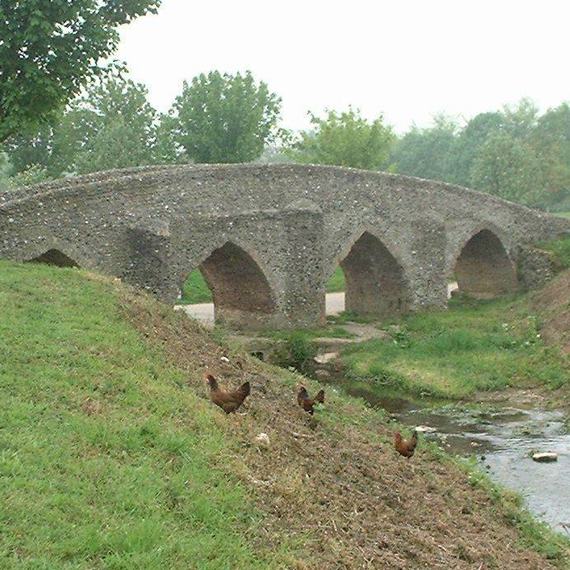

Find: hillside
[1,261,568,569]
[533,269,570,355]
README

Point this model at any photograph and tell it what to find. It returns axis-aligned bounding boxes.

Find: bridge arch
[28,248,79,268]
[330,229,411,318]
[20,237,93,270]
[179,240,277,330]
[451,228,518,299]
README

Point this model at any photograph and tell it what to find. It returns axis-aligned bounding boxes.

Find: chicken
[297,386,325,415]
[394,430,418,458]
[206,373,250,414]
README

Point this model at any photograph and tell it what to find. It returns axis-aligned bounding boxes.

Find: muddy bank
[330,382,570,535]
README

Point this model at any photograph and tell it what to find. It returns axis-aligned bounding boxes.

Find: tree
[5,76,169,177]
[71,78,161,173]
[0,151,11,190]
[391,115,459,182]
[453,111,504,186]
[502,98,539,139]
[153,114,185,165]
[0,0,161,142]
[469,131,543,205]
[529,103,570,210]
[171,71,282,163]
[289,107,394,170]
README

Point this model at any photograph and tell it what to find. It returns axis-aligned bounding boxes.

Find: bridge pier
[124,220,176,299]
[280,200,327,329]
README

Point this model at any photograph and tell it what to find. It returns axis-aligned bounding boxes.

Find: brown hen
[206,373,250,414]
[394,430,418,458]
[297,386,325,415]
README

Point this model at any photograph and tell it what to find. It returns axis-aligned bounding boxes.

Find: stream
[338,386,570,535]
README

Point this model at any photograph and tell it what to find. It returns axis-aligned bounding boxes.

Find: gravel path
[176,285,458,328]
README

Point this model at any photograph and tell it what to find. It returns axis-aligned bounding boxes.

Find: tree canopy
[391,99,570,209]
[390,115,458,182]
[0,0,161,142]
[289,108,394,170]
[4,76,180,178]
[170,71,282,163]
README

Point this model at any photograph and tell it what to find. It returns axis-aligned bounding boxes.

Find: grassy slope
[180,269,212,304]
[532,269,570,355]
[1,261,568,569]
[540,235,570,269]
[325,266,345,293]
[0,262,284,569]
[341,296,569,399]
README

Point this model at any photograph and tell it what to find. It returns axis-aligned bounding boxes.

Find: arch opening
[180,242,276,330]
[28,249,79,268]
[453,230,517,299]
[337,232,410,318]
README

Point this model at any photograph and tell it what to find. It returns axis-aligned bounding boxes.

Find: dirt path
[176,285,459,327]
[176,292,347,327]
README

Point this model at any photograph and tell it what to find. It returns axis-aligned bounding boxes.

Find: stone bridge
[1,164,569,330]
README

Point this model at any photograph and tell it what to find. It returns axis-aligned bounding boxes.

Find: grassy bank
[0,261,286,568]
[540,235,570,269]
[180,269,212,304]
[340,295,569,399]
[1,260,568,568]
[326,266,345,292]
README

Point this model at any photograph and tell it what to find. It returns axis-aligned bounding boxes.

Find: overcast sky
[117,0,569,134]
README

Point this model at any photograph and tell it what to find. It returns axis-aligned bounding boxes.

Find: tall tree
[71,78,161,173]
[4,76,173,178]
[453,111,504,186]
[469,131,543,205]
[289,107,394,170]
[0,0,161,142]
[391,114,459,181]
[529,103,570,210]
[171,71,282,163]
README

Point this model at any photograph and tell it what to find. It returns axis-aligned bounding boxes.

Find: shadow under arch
[184,241,277,330]
[335,231,411,318]
[453,229,517,299]
[27,248,79,268]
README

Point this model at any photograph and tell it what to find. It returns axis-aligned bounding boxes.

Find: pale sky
[117,0,570,134]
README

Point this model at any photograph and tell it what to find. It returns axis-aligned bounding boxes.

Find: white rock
[532,452,558,463]
[415,425,437,433]
[255,433,270,448]
[314,352,339,364]
[220,356,230,363]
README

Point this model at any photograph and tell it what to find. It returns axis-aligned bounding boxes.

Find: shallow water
[343,387,570,534]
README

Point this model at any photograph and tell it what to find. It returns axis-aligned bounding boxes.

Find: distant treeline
[1,71,568,212]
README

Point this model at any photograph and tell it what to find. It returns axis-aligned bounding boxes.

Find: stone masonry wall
[1,164,569,329]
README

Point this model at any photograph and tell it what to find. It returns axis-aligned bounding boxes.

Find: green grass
[341,296,569,399]
[0,261,284,568]
[326,266,345,293]
[555,211,570,219]
[539,235,570,269]
[179,269,212,304]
